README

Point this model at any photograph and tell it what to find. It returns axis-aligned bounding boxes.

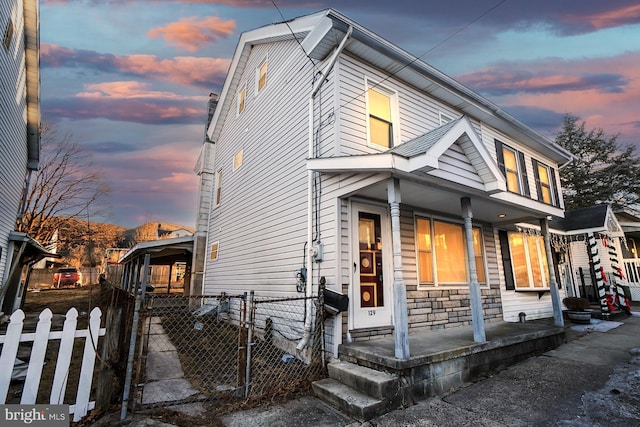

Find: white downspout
[297,25,352,352]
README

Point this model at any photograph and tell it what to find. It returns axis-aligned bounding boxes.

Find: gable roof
[206,9,573,165]
[556,204,624,236]
[308,115,506,194]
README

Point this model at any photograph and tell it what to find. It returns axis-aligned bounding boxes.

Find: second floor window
[214,169,222,207]
[237,85,246,115]
[533,159,559,206]
[256,59,267,92]
[367,86,394,148]
[495,140,530,197]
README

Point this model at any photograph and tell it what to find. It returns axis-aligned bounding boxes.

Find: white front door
[350,202,393,329]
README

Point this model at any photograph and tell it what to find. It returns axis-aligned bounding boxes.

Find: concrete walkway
[221,313,640,426]
[141,316,199,405]
[117,312,640,426]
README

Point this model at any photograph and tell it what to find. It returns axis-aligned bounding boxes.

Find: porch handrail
[623,258,640,286]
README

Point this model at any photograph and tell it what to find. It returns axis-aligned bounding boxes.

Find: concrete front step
[327,361,399,400]
[312,378,389,422]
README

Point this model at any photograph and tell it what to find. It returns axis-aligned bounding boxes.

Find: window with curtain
[367,85,394,148]
[416,217,486,286]
[508,231,549,289]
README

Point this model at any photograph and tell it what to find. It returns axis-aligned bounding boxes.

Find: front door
[351,202,393,329]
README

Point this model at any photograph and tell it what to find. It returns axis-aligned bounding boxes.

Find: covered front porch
[314,317,565,421]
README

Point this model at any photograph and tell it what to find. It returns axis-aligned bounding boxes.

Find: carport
[118,235,194,296]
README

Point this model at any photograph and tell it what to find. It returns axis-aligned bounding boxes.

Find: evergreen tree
[555,115,640,212]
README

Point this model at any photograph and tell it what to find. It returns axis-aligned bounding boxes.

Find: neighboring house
[123,221,194,246]
[557,205,640,304]
[198,9,573,359]
[0,0,51,314]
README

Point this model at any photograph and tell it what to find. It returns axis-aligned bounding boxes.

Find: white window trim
[254,56,268,96]
[214,168,222,208]
[439,111,454,125]
[365,78,400,151]
[210,241,220,261]
[508,231,550,290]
[233,149,243,171]
[414,214,488,289]
[237,83,246,116]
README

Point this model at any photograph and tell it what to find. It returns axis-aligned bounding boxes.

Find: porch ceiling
[354,179,550,227]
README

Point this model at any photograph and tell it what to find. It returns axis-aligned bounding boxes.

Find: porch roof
[308,116,564,225]
[118,235,194,265]
[9,231,60,264]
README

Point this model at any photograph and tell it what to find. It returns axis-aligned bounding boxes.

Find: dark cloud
[41,44,230,89]
[89,141,140,154]
[458,68,628,96]
[501,105,566,137]
[42,97,206,125]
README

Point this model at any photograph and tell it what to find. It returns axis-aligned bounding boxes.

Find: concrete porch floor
[339,318,566,371]
[314,318,568,420]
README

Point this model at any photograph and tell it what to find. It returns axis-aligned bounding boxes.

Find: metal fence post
[244,290,255,398]
[120,253,150,421]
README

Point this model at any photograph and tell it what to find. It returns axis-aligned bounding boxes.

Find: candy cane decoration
[588,232,609,317]
[607,235,631,313]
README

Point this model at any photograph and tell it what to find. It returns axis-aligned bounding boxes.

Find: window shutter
[498,230,515,290]
[518,151,530,197]
[532,159,542,202]
[549,167,560,207]
[495,140,505,176]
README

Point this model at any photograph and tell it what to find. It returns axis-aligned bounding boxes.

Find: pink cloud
[76,81,208,101]
[460,53,640,148]
[148,16,236,52]
[563,4,640,30]
[42,44,230,88]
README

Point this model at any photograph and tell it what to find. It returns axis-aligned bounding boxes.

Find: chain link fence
[129,291,327,416]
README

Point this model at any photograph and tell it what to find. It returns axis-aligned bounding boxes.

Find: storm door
[351,202,393,329]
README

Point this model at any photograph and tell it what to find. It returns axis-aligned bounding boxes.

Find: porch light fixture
[498,213,506,218]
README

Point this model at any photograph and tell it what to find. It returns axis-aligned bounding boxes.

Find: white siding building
[0,0,45,314]
[198,10,574,359]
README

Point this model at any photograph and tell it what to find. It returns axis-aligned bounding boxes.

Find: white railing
[0,307,105,422]
[623,258,640,301]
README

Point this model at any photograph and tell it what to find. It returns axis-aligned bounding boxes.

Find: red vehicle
[53,267,82,288]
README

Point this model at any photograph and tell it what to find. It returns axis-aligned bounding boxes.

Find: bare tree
[15,124,110,244]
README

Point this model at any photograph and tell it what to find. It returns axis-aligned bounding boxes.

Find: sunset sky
[40,0,640,228]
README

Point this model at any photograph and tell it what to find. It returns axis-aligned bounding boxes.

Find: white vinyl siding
[0,0,29,282]
[203,39,315,296]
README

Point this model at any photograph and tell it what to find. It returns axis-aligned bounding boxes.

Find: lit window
[237,85,246,114]
[508,232,549,289]
[257,59,267,92]
[533,160,558,206]
[214,169,222,206]
[210,242,219,261]
[503,146,520,193]
[233,150,243,171]
[367,85,394,148]
[496,140,530,197]
[416,217,486,285]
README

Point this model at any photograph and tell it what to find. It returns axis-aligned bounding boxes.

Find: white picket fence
[0,307,105,422]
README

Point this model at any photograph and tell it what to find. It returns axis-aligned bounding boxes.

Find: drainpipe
[297,25,352,353]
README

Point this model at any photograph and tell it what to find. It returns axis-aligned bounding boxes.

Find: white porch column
[461,197,486,343]
[540,217,565,327]
[388,178,410,359]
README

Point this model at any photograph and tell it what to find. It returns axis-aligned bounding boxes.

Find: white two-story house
[197,9,573,359]
[0,0,47,315]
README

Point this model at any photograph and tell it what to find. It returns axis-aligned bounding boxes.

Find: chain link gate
[126,291,327,417]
